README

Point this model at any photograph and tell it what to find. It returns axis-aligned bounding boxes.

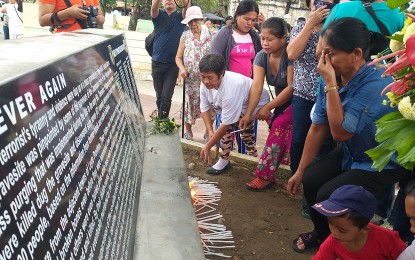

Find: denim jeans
[290,96,315,173]
[389,171,415,244]
[291,95,335,173]
[151,61,179,119]
[3,25,9,40]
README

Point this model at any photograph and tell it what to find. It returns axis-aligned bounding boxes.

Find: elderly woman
[175,6,215,141]
[286,18,408,253]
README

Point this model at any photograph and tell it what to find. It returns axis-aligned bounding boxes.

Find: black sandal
[292,231,321,253]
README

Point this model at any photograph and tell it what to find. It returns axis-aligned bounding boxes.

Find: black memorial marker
[0,33,145,260]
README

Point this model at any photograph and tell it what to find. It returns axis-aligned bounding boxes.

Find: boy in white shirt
[199,53,270,174]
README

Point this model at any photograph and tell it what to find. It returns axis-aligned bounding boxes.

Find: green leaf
[367,112,415,170]
[366,143,396,170]
[388,34,404,42]
[387,0,409,9]
[375,111,402,123]
[377,121,415,150]
[374,117,410,142]
[395,66,415,79]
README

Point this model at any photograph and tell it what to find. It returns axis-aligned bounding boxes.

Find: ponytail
[368,30,389,59]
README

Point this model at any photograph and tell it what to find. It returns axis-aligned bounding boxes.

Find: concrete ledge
[180,139,291,173]
[134,126,204,260]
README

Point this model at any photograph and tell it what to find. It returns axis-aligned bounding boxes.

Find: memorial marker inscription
[0,32,145,260]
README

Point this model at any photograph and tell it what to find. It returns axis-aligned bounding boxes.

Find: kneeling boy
[312,185,406,259]
[199,53,270,174]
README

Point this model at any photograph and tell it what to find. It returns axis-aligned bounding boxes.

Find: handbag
[145,16,169,57]
[145,31,157,57]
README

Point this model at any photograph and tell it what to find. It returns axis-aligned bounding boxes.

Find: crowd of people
[28,0,415,257]
[148,0,415,258]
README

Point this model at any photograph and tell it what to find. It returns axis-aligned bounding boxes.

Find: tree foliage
[126,0,229,31]
[192,0,217,13]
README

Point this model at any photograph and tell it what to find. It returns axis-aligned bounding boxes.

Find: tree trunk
[216,0,228,17]
[128,6,139,31]
[128,0,151,30]
[285,0,292,14]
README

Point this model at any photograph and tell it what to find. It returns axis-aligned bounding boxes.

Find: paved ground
[135,79,270,153]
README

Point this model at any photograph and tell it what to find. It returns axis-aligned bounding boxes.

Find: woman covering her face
[287,17,408,253]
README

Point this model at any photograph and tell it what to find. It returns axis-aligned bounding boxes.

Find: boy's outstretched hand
[239,114,251,130]
[200,145,213,165]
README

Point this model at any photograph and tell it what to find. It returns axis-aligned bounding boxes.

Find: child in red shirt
[312,185,407,260]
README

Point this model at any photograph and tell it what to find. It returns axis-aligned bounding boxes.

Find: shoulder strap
[62,0,87,29]
[362,1,390,36]
[264,54,275,99]
[13,5,22,23]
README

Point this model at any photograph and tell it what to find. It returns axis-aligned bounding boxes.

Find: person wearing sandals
[315,0,405,227]
[175,6,215,142]
[311,185,406,259]
[286,18,408,253]
[199,53,269,174]
[239,17,293,191]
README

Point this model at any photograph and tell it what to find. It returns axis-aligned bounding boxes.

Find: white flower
[390,39,405,52]
[398,96,415,121]
[403,23,415,44]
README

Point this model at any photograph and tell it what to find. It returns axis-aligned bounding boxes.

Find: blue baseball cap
[312,185,376,220]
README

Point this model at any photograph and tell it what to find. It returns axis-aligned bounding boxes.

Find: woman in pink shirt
[209,0,263,166]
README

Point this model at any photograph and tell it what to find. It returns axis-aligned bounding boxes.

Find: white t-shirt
[200,71,270,125]
[397,240,415,260]
[5,3,23,37]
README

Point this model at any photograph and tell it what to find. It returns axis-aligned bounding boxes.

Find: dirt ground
[183,148,316,260]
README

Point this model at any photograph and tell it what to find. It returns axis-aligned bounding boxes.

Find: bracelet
[54,11,63,23]
[324,85,339,93]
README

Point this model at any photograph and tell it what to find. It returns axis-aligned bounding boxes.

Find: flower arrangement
[365,0,415,171]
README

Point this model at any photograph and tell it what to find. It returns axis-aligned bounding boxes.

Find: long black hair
[261,17,288,38]
[321,17,387,61]
[232,0,259,28]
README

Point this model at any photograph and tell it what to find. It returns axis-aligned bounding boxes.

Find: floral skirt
[254,105,292,183]
[183,80,201,125]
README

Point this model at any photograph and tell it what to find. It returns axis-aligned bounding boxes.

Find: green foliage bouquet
[148,115,180,135]
[366,0,415,170]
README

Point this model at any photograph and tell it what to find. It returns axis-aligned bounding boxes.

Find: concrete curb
[180,139,291,173]
[134,127,205,260]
